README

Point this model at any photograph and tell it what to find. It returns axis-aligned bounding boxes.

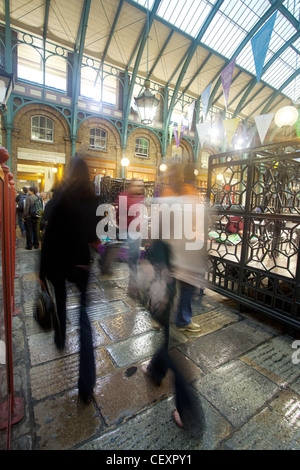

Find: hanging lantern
[274,106,298,127]
[0,67,13,107]
[134,79,160,125]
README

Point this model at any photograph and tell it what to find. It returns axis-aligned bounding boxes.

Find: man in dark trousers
[15,186,28,236]
[23,186,42,250]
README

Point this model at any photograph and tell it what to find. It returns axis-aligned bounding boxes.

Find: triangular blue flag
[201,83,211,120]
[251,12,277,83]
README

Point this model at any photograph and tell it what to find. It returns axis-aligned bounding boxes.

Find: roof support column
[71,0,91,157]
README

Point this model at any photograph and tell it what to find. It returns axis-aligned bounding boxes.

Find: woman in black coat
[40,157,98,403]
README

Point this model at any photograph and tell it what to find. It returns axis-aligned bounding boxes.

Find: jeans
[127,234,141,293]
[24,217,39,248]
[50,267,96,401]
[17,212,26,234]
[175,281,196,327]
[147,319,205,434]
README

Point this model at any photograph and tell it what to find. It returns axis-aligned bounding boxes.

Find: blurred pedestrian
[174,163,202,333]
[39,157,98,403]
[23,186,43,250]
[140,162,206,432]
[116,179,145,298]
[15,186,28,236]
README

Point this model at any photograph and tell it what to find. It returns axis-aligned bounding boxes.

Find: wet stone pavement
[4,235,300,451]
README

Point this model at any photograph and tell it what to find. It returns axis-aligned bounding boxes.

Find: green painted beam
[122,0,162,149]
[94,0,124,86]
[260,68,300,115]
[232,29,300,118]
[71,0,91,156]
[165,0,224,129]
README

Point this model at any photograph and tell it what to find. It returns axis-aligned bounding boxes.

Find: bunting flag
[251,12,277,83]
[187,100,195,131]
[174,125,186,148]
[201,84,211,120]
[169,122,174,146]
[254,113,274,143]
[295,110,300,138]
[221,58,236,109]
[196,122,211,147]
[222,118,240,145]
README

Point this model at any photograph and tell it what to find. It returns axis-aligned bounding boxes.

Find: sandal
[173,409,184,428]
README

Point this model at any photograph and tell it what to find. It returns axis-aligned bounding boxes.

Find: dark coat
[40,186,98,280]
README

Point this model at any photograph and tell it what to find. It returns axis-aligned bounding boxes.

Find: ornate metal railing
[206,140,300,331]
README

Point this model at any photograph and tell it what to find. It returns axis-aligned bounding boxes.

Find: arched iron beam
[122,0,162,149]
[94,0,124,86]
[165,0,225,130]
[207,0,285,115]
[232,29,300,118]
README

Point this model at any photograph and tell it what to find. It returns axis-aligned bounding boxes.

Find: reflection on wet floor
[3,238,300,450]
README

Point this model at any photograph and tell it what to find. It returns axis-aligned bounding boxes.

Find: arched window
[135,138,149,158]
[89,128,107,150]
[31,116,54,142]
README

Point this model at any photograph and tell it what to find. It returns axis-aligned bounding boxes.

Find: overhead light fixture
[134,79,160,125]
[52,167,58,173]
[0,67,13,108]
[134,1,159,125]
[194,169,199,176]
[275,106,298,128]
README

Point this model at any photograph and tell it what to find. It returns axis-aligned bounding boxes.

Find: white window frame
[89,128,107,151]
[31,115,54,142]
[135,138,149,158]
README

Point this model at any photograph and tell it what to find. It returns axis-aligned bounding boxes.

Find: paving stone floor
[3,235,300,450]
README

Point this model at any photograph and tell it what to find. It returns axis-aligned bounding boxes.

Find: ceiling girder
[122,0,162,147]
[71,0,91,147]
[165,0,225,128]
[207,0,285,116]
[233,29,300,118]
[94,0,125,86]
[148,29,174,79]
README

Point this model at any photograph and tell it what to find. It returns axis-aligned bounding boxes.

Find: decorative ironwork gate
[206,140,300,331]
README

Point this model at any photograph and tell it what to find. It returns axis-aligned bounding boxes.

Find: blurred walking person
[39,157,98,403]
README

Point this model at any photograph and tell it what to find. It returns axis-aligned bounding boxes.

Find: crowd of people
[15,158,206,432]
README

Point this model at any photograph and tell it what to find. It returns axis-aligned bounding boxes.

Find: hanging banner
[295,110,300,138]
[196,122,211,147]
[169,122,174,146]
[251,12,277,83]
[174,125,186,148]
[254,113,274,143]
[201,84,211,120]
[187,100,195,131]
[221,58,236,109]
[223,118,240,145]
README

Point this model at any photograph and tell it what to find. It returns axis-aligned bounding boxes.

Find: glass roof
[133,0,300,102]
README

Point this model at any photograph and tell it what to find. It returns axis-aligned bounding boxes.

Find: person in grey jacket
[23,186,42,250]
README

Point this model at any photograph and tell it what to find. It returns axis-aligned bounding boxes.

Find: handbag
[137,240,176,327]
[34,280,60,332]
